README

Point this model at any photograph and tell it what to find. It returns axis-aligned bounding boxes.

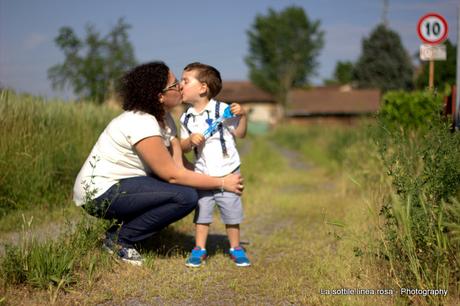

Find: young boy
[179,62,250,267]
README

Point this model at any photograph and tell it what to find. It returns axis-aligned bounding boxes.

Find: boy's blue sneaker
[229,246,251,267]
[185,246,207,267]
[117,247,144,266]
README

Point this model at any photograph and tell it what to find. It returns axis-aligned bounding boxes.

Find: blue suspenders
[183,101,228,158]
[215,101,229,157]
[183,112,198,157]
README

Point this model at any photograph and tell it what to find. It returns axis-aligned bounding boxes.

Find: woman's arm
[135,136,243,194]
[170,138,184,168]
[172,138,194,170]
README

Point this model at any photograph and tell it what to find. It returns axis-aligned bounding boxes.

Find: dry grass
[1,136,397,305]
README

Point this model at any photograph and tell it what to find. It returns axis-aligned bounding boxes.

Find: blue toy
[202,106,235,139]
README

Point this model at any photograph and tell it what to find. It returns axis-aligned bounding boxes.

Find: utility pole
[456,5,460,130]
[382,0,389,27]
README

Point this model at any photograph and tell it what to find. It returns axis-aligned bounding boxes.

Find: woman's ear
[158,92,165,103]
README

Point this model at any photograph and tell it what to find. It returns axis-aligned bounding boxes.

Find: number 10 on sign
[417,13,448,45]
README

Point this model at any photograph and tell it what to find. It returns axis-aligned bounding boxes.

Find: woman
[73,61,243,265]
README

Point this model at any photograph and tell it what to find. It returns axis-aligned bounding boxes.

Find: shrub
[374,90,460,297]
[378,90,443,130]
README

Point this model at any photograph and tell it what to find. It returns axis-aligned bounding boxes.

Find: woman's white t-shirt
[72,111,176,206]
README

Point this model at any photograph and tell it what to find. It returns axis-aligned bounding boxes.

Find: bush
[374,90,460,297]
[378,90,443,130]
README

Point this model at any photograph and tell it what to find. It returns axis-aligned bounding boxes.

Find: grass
[1,133,397,305]
[1,92,458,304]
[0,90,120,218]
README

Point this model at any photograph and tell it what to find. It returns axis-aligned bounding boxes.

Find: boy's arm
[180,133,205,152]
[179,121,193,153]
[230,103,248,139]
[179,119,205,152]
[180,137,193,153]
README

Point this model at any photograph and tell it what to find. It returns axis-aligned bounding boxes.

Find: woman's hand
[222,173,244,194]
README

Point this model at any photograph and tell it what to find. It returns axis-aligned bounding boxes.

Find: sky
[0,0,458,100]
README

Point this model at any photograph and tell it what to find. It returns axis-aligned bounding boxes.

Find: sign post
[456,6,460,130]
[417,13,449,90]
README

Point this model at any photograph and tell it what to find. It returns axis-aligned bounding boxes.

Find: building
[216,81,381,129]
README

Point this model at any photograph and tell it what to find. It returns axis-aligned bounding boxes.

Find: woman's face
[160,71,182,110]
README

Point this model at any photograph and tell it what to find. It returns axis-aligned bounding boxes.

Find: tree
[353,24,413,92]
[415,39,457,90]
[245,6,324,108]
[324,61,354,85]
[48,18,137,103]
[334,61,354,85]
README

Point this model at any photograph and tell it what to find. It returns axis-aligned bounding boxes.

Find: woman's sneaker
[102,231,119,254]
[117,247,144,266]
[185,246,207,267]
[229,246,251,267]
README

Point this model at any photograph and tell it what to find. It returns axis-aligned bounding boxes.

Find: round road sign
[417,13,448,45]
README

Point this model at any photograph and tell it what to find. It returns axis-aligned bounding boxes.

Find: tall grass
[0,90,119,217]
[0,214,110,291]
[373,122,460,303]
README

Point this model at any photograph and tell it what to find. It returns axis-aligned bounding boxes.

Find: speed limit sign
[417,13,448,45]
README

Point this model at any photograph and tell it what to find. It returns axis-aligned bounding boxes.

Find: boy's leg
[195,223,210,249]
[193,190,215,248]
[214,190,243,245]
[225,224,240,249]
[215,191,250,266]
[185,191,215,267]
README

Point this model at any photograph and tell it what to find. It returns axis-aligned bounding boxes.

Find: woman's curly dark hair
[118,61,169,122]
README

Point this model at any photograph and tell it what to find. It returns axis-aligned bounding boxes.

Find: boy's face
[180,70,208,103]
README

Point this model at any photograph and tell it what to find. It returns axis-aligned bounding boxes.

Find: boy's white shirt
[73,111,176,206]
[180,99,241,177]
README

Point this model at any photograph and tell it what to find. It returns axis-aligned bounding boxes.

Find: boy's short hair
[184,62,222,99]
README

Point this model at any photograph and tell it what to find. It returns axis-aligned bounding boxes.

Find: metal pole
[429,60,434,90]
[456,5,460,130]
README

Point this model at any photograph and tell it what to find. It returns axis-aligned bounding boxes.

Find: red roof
[288,87,381,116]
[216,81,274,103]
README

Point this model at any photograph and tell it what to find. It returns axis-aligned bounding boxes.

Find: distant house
[287,85,381,124]
[216,81,279,122]
[216,81,380,128]
[216,81,279,133]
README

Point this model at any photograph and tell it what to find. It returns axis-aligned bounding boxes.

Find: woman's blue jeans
[93,176,198,247]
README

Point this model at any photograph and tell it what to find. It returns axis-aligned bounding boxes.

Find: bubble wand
[202,106,235,139]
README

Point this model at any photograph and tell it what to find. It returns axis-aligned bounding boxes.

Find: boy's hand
[230,103,246,116]
[190,133,205,147]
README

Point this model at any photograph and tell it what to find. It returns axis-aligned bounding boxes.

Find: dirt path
[2,138,389,305]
